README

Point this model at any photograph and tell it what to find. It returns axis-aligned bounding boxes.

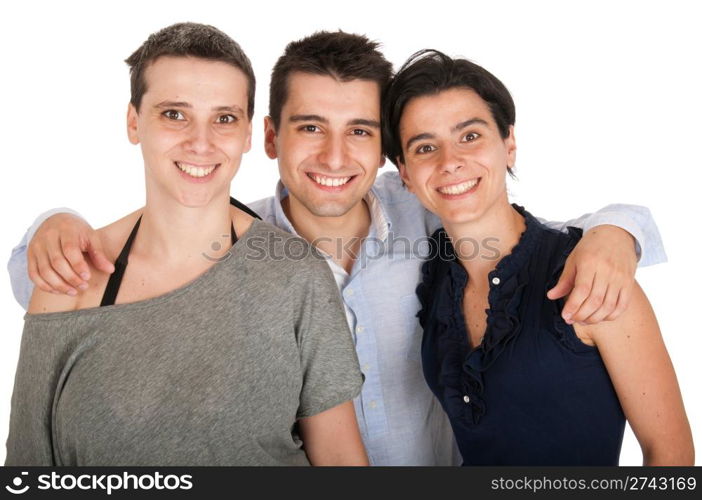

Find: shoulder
[27,286,79,315]
[28,211,141,315]
[523,208,583,285]
[244,195,276,222]
[575,280,657,347]
[242,220,329,272]
[372,171,418,205]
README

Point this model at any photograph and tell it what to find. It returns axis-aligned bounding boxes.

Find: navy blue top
[418,205,626,465]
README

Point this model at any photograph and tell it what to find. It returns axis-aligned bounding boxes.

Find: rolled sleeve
[539,204,666,267]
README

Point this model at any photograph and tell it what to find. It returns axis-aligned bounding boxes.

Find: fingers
[86,235,115,274]
[547,261,575,300]
[577,280,616,324]
[25,213,105,295]
[35,235,81,295]
[61,237,92,288]
[560,271,595,324]
[568,273,610,325]
[605,282,633,322]
[27,251,57,294]
[570,264,635,324]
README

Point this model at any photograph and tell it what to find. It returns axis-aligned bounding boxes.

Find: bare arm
[298,401,368,466]
[576,282,694,465]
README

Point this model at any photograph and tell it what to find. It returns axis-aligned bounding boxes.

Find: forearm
[539,204,666,267]
[643,441,695,466]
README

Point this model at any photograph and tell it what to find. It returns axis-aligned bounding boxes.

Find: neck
[282,193,371,273]
[443,199,525,280]
[134,190,233,264]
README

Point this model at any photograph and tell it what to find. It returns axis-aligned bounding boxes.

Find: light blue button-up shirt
[7,171,666,465]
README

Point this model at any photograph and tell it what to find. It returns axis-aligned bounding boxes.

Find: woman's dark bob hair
[382,49,516,168]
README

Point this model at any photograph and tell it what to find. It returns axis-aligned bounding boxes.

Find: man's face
[264,73,384,218]
[398,87,516,226]
[127,56,252,208]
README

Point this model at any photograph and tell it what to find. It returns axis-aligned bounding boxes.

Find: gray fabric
[5,219,362,466]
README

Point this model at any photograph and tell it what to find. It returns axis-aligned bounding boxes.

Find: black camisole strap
[100,214,238,307]
[230,196,262,220]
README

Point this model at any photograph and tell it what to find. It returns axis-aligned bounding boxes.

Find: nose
[183,121,216,156]
[438,145,464,174]
[317,133,347,171]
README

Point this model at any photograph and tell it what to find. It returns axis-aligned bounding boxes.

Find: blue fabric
[418,205,626,465]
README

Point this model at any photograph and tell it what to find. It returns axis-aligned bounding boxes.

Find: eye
[351,129,371,137]
[163,110,185,121]
[462,132,480,142]
[217,114,238,124]
[301,124,320,133]
[415,144,436,154]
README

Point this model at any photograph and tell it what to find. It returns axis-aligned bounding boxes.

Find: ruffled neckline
[417,204,542,425]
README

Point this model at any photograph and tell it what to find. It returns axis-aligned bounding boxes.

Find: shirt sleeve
[7,208,85,310]
[294,254,363,419]
[537,204,666,267]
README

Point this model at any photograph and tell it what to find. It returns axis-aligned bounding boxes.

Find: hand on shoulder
[27,212,139,314]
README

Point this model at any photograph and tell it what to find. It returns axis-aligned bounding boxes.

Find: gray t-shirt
[5,219,363,466]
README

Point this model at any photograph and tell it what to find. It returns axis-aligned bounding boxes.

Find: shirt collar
[272,180,392,241]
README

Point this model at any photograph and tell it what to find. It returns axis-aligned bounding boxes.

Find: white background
[1,0,700,465]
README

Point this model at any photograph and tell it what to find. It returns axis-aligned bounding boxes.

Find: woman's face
[127,56,252,208]
[397,87,516,226]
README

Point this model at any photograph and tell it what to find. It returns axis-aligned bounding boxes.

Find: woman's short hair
[383,49,516,166]
[125,22,256,120]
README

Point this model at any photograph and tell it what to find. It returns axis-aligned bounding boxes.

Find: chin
[438,206,482,225]
[175,191,219,209]
[304,200,357,218]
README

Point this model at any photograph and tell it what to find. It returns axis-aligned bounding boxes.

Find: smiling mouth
[307,173,356,188]
[437,178,481,195]
[176,161,220,178]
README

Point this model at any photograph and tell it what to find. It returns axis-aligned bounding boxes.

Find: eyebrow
[405,132,434,151]
[288,114,380,128]
[451,118,489,132]
[154,101,245,114]
[405,118,490,150]
[289,114,327,123]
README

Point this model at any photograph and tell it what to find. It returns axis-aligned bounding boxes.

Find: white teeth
[176,162,217,178]
[438,179,479,195]
[311,174,352,187]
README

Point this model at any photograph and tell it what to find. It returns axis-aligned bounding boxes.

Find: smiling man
[8,30,667,465]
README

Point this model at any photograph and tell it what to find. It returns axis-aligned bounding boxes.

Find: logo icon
[202,234,234,262]
[5,471,30,495]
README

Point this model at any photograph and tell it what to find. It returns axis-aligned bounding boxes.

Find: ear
[263,116,278,159]
[397,158,414,193]
[379,156,386,169]
[505,125,517,168]
[126,103,139,145]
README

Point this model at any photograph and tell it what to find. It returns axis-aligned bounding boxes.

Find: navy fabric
[418,205,626,465]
